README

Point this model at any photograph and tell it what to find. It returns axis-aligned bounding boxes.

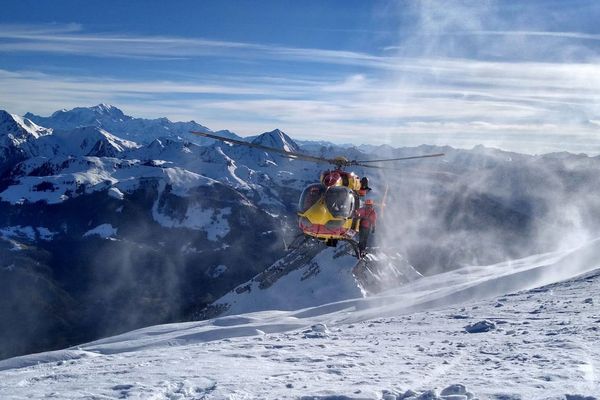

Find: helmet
[365,199,374,206]
[360,176,369,189]
[323,172,341,187]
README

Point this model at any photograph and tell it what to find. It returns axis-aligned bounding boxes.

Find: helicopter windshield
[299,184,326,212]
[324,186,355,218]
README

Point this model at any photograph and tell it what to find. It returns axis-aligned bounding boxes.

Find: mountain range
[1,104,600,362]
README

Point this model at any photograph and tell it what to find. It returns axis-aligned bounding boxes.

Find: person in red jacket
[356,199,377,256]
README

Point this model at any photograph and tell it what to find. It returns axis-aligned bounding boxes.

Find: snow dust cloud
[372,153,598,274]
[372,0,600,153]
[366,0,600,289]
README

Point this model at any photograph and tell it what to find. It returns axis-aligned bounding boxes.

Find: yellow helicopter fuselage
[297,169,363,242]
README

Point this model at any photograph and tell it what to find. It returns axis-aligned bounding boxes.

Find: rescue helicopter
[191,131,444,258]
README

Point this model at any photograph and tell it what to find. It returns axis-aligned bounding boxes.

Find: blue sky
[1,0,600,153]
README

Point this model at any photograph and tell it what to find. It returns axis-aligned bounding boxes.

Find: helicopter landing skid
[286,234,309,251]
[285,234,326,252]
[339,238,362,259]
[287,234,362,259]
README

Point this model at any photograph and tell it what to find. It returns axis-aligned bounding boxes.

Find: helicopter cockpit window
[299,184,326,212]
[324,186,355,218]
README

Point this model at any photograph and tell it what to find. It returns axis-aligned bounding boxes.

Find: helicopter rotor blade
[276,152,331,164]
[353,163,432,172]
[353,163,396,170]
[353,161,422,170]
[191,131,446,170]
[354,162,457,179]
[191,131,334,164]
[354,153,445,163]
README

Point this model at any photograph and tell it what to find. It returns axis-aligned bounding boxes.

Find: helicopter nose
[303,200,331,224]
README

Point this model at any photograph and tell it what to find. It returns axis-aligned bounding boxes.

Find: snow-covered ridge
[206,245,424,319]
[0,156,217,205]
[0,226,56,242]
[251,128,300,153]
[1,105,315,207]
[24,104,240,146]
[0,111,52,159]
[48,126,141,156]
[83,224,118,239]
[1,112,52,141]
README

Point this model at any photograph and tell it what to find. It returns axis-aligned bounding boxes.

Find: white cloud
[0,23,391,66]
[465,30,600,42]
[2,14,600,154]
[2,59,600,154]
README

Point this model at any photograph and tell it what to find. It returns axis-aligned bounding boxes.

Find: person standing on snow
[357,199,377,256]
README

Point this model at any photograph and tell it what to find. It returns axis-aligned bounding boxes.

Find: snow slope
[215,246,366,315]
[0,111,52,171]
[209,244,424,318]
[0,156,218,205]
[1,239,599,399]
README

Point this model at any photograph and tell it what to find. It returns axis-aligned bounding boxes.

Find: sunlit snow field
[1,239,599,399]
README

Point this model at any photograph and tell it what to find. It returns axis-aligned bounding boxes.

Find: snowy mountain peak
[0,111,53,173]
[0,110,51,141]
[94,103,115,111]
[89,103,126,117]
[24,104,131,132]
[23,106,220,145]
[51,126,140,157]
[71,104,127,121]
[148,138,165,150]
[251,129,299,152]
[54,103,125,118]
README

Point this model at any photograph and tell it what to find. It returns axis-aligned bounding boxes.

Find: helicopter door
[324,186,355,218]
[299,183,326,212]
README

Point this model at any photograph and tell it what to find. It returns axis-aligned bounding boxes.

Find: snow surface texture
[211,244,424,317]
[0,156,217,205]
[215,246,366,314]
[1,239,599,399]
[83,223,118,239]
[0,226,56,242]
